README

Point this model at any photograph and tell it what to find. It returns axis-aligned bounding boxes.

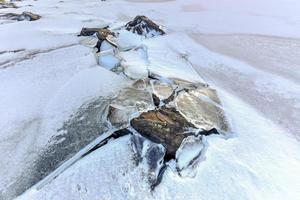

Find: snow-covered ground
[1,0,300,199]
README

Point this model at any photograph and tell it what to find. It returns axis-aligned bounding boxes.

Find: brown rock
[0,11,41,21]
[130,107,195,156]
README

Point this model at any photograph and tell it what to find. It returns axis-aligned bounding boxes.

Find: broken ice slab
[143,142,166,187]
[116,30,143,50]
[176,135,204,177]
[175,88,230,132]
[98,50,120,70]
[150,79,174,101]
[109,86,155,120]
[119,48,149,79]
[130,134,166,188]
[107,105,134,128]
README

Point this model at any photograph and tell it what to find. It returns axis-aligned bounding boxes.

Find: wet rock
[125,15,165,38]
[152,93,160,107]
[175,88,230,132]
[176,135,204,177]
[130,107,196,156]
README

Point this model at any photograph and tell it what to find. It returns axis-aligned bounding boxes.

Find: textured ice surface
[176,135,204,177]
[2,0,300,199]
[175,89,229,132]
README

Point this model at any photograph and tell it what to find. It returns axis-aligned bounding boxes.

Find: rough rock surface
[0,1,17,9]
[125,15,165,37]
[130,107,196,156]
[0,11,41,21]
[78,27,117,52]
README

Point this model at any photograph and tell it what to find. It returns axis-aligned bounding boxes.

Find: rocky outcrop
[125,15,165,37]
[130,107,196,156]
[78,27,117,52]
[0,11,41,21]
[0,1,18,9]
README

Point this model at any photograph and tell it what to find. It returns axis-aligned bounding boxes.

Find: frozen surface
[17,91,300,200]
[1,0,300,199]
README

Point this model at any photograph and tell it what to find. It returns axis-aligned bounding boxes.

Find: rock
[78,27,109,36]
[130,107,196,156]
[0,11,41,21]
[175,89,230,132]
[0,1,17,9]
[152,93,160,107]
[125,15,165,38]
[78,27,117,52]
[22,12,41,21]
[96,28,116,40]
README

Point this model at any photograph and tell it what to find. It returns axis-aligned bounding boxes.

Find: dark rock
[78,27,108,36]
[130,107,195,156]
[125,15,165,37]
[84,128,132,156]
[78,27,117,52]
[152,93,160,107]
[0,11,41,21]
[199,128,219,136]
[0,2,18,9]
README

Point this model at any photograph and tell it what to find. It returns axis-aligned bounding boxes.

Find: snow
[1,0,300,199]
[17,91,300,200]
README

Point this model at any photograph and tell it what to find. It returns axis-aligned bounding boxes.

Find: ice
[2,0,300,199]
[175,89,230,132]
[119,48,149,79]
[175,135,204,177]
[98,51,120,70]
[150,79,173,100]
[116,30,143,50]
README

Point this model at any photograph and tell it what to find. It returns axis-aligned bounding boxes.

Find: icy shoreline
[1,0,300,199]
